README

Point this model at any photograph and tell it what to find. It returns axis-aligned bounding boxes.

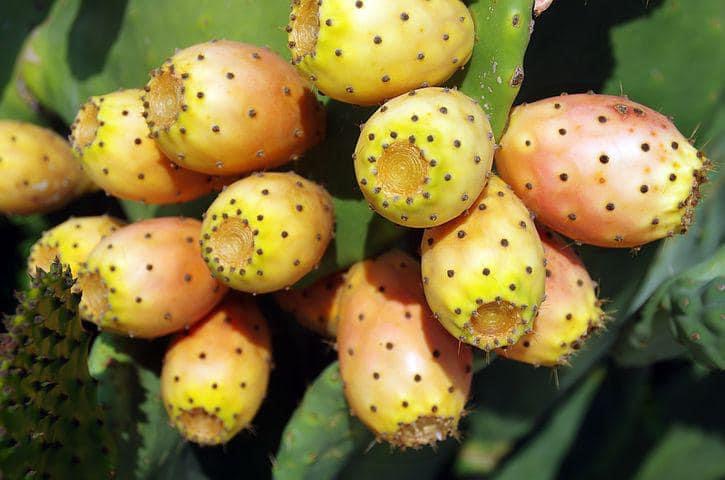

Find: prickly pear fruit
[70,89,228,204]
[28,215,125,278]
[0,120,93,215]
[143,40,325,175]
[354,87,495,227]
[337,250,472,448]
[498,228,606,367]
[77,217,227,338]
[161,294,272,445]
[201,172,334,294]
[288,0,474,105]
[421,175,546,350]
[534,0,554,15]
[274,271,345,337]
[495,94,710,248]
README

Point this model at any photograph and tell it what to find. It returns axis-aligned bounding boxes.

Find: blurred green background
[0,0,723,479]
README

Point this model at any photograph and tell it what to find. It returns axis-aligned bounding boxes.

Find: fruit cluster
[0,0,710,450]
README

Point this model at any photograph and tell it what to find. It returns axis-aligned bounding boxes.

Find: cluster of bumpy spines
[142,40,325,176]
[77,217,227,338]
[337,250,473,448]
[0,261,115,479]
[161,295,272,445]
[495,93,711,248]
[498,228,606,367]
[354,87,495,227]
[28,215,126,280]
[287,0,474,105]
[200,172,335,294]
[421,175,547,351]
[69,89,227,204]
[0,120,94,215]
[274,271,346,337]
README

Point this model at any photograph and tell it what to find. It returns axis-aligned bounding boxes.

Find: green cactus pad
[89,333,196,479]
[273,362,371,480]
[0,261,115,479]
[457,0,534,140]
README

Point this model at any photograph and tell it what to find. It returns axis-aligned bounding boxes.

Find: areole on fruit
[73,102,100,149]
[77,271,110,320]
[207,217,255,268]
[471,302,523,338]
[290,0,320,59]
[145,69,184,131]
[376,141,428,197]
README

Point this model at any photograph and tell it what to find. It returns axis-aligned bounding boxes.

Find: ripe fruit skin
[355,87,495,227]
[498,228,606,367]
[495,94,710,248]
[0,120,93,215]
[201,172,334,294]
[337,250,472,448]
[288,0,474,105]
[534,0,554,15]
[143,40,325,175]
[161,294,272,445]
[421,175,546,351]
[28,215,125,279]
[274,271,345,337]
[77,217,227,338]
[70,89,227,204]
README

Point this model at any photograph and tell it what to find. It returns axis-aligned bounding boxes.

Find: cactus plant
[0,261,116,479]
[0,0,723,478]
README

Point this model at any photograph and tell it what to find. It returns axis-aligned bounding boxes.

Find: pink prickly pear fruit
[337,250,473,448]
[0,120,94,215]
[274,271,345,337]
[77,217,227,338]
[288,0,474,105]
[28,215,125,279]
[534,0,554,16]
[495,94,711,248]
[497,228,606,367]
[354,87,495,227]
[201,172,334,294]
[161,294,272,445]
[421,175,546,351]
[70,89,229,204]
[143,40,325,175]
